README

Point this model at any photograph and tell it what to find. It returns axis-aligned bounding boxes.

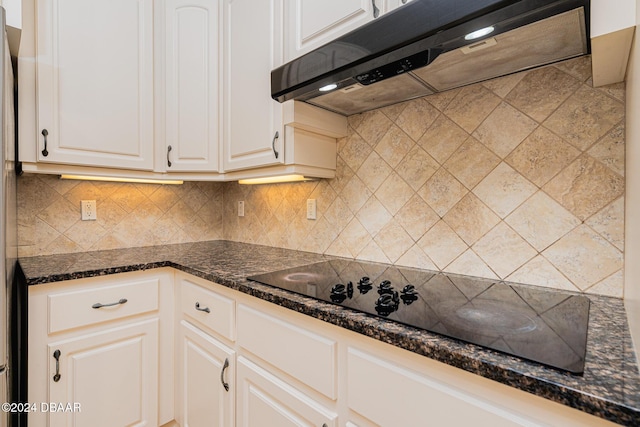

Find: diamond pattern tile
[20,57,626,298]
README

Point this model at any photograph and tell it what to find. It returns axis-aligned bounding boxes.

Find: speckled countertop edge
[18,240,640,426]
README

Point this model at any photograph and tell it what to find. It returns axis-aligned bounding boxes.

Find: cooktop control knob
[347,281,354,298]
[357,277,373,294]
[378,280,394,295]
[375,293,398,316]
[330,284,347,303]
[400,284,418,304]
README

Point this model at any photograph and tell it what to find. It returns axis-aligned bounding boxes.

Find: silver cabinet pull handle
[272,131,279,159]
[220,358,230,391]
[195,302,210,313]
[167,145,172,167]
[92,298,128,309]
[372,0,380,18]
[402,0,407,4]
[41,129,49,157]
[53,349,61,382]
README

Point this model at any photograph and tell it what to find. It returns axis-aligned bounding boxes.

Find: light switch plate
[306,199,317,220]
[81,200,97,221]
[238,201,245,217]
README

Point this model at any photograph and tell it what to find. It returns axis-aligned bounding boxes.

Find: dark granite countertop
[18,240,640,426]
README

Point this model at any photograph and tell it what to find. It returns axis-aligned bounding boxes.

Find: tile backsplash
[17,56,626,297]
[17,176,224,257]
[223,56,625,297]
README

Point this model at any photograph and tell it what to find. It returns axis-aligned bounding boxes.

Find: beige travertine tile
[418,168,468,217]
[347,113,364,130]
[425,88,460,111]
[417,114,468,164]
[505,126,580,187]
[166,200,197,229]
[472,102,538,158]
[395,145,439,191]
[356,197,392,236]
[444,193,500,246]
[396,244,438,270]
[543,225,623,290]
[110,185,148,213]
[339,175,372,214]
[481,71,527,98]
[588,121,625,176]
[472,223,537,279]
[324,197,354,231]
[505,66,581,122]
[325,238,353,259]
[505,191,580,251]
[149,185,179,213]
[132,202,164,229]
[375,172,414,216]
[356,151,393,193]
[444,249,499,280]
[37,199,79,234]
[553,56,592,82]
[417,220,467,269]
[443,84,501,133]
[44,235,82,255]
[443,137,500,189]
[338,131,372,171]
[328,155,355,194]
[395,98,440,141]
[62,180,104,207]
[506,255,579,292]
[597,81,625,103]
[586,197,624,251]
[380,101,408,122]
[358,240,391,264]
[544,85,625,151]
[374,222,414,262]
[33,218,60,250]
[473,162,537,218]
[543,154,624,221]
[338,218,372,258]
[395,195,439,241]
[374,125,414,168]
[586,270,623,298]
[354,109,394,146]
[152,216,180,243]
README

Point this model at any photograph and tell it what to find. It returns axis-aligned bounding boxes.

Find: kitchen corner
[17,240,640,425]
[9,0,640,426]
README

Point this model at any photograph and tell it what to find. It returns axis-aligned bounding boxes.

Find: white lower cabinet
[29,270,618,427]
[48,319,159,427]
[178,320,234,427]
[27,270,174,427]
[236,356,337,427]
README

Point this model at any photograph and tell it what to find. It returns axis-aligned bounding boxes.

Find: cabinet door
[36,0,154,170]
[222,0,284,172]
[237,356,337,427]
[284,0,388,62]
[47,319,159,427]
[179,321,235,427]
[165,0,221,172]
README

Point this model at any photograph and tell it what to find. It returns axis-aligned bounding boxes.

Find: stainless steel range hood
[271,0,590,116]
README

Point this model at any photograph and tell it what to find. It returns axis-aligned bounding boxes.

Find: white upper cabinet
[36,0,155,170]
[222,0,284,172]
[164,0,222,172]
[284,0,390,62]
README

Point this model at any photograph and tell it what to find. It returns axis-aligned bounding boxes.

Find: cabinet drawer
[237,304,337,399]
[181,279,235,341]
[48,279,159,334]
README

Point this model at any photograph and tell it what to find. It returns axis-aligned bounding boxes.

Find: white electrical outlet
[238,201,245,217]
[306,199,317,220]
[81,200,97,221]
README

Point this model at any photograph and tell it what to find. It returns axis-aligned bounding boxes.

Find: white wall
[625,1,640,362]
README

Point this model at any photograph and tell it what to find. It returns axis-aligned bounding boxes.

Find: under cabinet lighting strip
[60,174,184,185]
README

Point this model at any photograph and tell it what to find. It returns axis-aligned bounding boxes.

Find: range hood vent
[271,0,590,116]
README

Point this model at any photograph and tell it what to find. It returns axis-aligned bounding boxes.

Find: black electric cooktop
[248,259,590,374]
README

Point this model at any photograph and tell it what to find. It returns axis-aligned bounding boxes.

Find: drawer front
[181,279,235,341]
[237,304,337,399]
[48,279,159,334]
